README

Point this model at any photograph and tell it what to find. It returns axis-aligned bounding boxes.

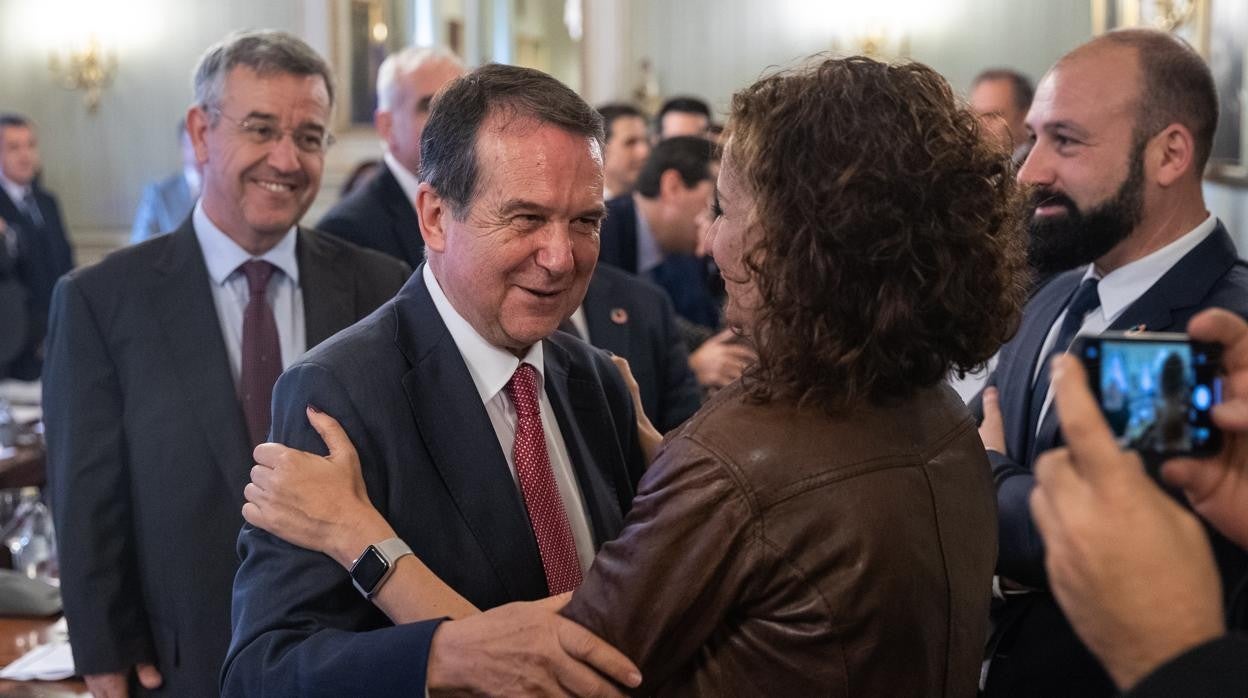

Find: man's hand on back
[426,593,641,697]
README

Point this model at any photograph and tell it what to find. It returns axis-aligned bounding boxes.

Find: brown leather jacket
[563,380,997,696]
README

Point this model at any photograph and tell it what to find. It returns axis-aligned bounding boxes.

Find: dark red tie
[240,260,282,448]
[505,363,583,595]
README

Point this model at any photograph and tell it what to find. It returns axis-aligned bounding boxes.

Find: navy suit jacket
[598,195,720,330]
[318,163,425,267]
[981,222,1248,696]
[223,266,646,696]
[0,183,73,379]
[0,229,26,369]
[130,173,194,243]
[582,264,700,432]
[43,220,408,697]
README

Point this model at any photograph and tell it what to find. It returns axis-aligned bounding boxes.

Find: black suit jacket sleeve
[44,276,156,674]
[223,361,443,697]
[1123,634,1248,697]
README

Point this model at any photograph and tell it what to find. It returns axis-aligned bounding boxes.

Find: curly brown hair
[727,55,1028,411]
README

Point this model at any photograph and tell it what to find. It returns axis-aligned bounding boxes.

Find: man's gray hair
[376,46,465,111]
[193,30,335,110]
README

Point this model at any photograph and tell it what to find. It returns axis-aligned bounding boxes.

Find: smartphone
[1075,331,1222,457]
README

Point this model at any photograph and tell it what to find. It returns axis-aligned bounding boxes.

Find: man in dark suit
[0,218,26,373]
[130,121,200,243]
[317,46,464,264]
[573,264,699,432]
[43,31,409,697]
[225,63,645,697]
[976,29,1248,697]
[0,114,74,380]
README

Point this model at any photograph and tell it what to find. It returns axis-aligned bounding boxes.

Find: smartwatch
[349,537,414,599]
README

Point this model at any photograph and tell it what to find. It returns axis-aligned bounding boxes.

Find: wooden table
[0,616,87,696]
[0,446,45,490]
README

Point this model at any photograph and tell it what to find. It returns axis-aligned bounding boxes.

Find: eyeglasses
[207,107,336,155]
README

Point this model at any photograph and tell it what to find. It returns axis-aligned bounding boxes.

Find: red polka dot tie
[505,363,583,595]
[240,260,281,448]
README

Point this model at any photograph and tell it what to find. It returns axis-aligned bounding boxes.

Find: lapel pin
[1126,324,1147,335]
[611,308,628,324]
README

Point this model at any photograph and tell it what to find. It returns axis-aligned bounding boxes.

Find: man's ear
[415,182,449,253]
[375,109,393,146]
[1152,123,1197,188]
[658,168,687,199]
[185,105,211,166]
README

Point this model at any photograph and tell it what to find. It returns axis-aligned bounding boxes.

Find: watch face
[351,546,390,595]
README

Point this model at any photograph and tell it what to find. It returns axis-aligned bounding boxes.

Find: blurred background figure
[318,46,465,268]
[655,95,711,140]
[0,114,73,381]
[969,67,1034,163]
[130,120,201,243]
[597,102,650,199]
[339,158,382,198]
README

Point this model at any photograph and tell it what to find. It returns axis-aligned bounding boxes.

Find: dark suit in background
[598,194,720,331]
[0,226,26,372]
[224,267,645,696]
[317,162,424,266]
[130,173,195,243]
[44,220,408,697]
[581,264,699,432]
[981,223,1248,697]
[0,183,73,379]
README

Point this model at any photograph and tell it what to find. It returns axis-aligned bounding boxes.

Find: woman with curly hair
[243,54,1027,695]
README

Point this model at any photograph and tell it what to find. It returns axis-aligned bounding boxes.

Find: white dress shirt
[193,200,306,386]
[422,263,597,574]
[1032,213,1218,430]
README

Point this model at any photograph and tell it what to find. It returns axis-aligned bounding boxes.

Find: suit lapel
[543,341,625,547]
[298,227,355,347]
[150,221,251,503]
[582,271,630,354]
[378,166,425,268]
[396,269,549,600]
[1000,272,1081,461]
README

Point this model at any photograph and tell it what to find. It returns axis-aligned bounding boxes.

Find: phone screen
[1081,334,1221,456]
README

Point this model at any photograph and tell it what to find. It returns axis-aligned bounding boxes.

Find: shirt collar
[422,263,545,405]
[1083,213,1218,322]
[192,199,300,286]
[0,171,30,206]
[384,151,421,207]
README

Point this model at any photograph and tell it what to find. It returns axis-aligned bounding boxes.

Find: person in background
[599,135,754,390]
[130,120,201,243]
[44,30,409,697]
[597,103,650,200]
[970,67,1034,163]
[318,46,464,266]
[654,95,711,140]
[0,113,73,380]
[1031,307,1248,696]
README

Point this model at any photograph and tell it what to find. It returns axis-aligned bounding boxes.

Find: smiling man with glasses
[42,29,409,697]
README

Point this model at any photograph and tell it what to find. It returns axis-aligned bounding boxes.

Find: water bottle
[3,487,58,584]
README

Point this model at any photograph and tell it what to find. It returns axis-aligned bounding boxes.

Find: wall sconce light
[48,35,118,114]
